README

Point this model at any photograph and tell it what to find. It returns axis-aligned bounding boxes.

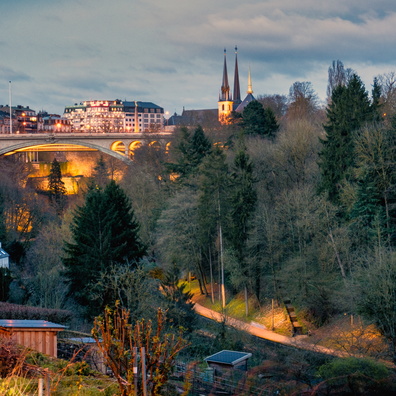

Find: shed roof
[68,337,97,344]
[0,320,66,330]
[204,350,252,366]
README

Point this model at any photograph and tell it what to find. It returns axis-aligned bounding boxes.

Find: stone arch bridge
[0,132,174,164]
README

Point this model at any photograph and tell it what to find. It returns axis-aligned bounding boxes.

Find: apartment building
[63,100,164,133]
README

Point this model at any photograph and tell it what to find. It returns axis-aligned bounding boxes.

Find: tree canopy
[318,74,374,202]
[63,180,146,316]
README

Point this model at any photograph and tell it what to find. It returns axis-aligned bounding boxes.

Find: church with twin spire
[167,47,255,127]
[218,47,255,124]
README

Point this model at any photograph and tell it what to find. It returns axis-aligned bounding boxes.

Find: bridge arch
[128,141,143,158]
[110,141,126,156]
[148,140,161,150]
[0,139,132,164]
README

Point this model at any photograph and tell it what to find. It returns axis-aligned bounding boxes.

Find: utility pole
[219,223,225,309]
[218,194,226,309]
[8,81,12,134]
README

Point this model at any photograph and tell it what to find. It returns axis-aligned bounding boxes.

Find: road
[193,302,347,358]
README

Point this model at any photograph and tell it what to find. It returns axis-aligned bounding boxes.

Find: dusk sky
[1,0,396,116]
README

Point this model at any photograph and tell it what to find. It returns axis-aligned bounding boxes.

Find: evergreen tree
[263,107,279,138]
[227,146,257,315]
[318,74,373,202]
[371,76,383,123]
[228,147,257,259]
[104,180,146,260]
[242,100,279,137]
[350,125,396,247]
[197,147,230,297]
[168,125,212,180]
[0,268,12,302]
[349,175,386,246]
[156,267,197,333]
[48,158,67,214]
[91,155,110,188]
[242,100,266,135]
[63,181,146,316]
[189,125,213,167]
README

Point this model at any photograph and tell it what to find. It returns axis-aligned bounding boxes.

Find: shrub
[0,302,73,324]
[318,357,389,381]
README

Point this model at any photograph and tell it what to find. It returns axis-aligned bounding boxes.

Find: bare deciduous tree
[92,305,188,395]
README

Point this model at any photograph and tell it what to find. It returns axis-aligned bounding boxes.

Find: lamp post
[8,81,12,134]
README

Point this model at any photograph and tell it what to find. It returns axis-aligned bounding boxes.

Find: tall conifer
[63,181,145,316]
[318,74,373,202]
[48,158,67,215]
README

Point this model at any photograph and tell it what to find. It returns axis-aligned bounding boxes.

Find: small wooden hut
[0,319,65,357]
[204,350,252,374]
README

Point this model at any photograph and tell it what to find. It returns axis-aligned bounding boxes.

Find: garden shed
[0,319,65,357]
[204,350,252,373]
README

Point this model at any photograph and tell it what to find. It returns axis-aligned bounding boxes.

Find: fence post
[45,369,50,396]
[133,346,138,396]
[141,347,147,396]
[38,378,43,396]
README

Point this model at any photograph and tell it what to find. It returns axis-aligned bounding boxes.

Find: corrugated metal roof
[0,320,66,329]
[204,350,252,365]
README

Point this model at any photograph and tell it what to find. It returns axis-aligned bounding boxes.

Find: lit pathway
[193,302,347,358]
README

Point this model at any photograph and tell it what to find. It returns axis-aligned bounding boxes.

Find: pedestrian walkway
[193,302,347,358]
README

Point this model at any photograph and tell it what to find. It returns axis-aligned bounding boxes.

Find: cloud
[1,0,396,113]
[0,66,32,82]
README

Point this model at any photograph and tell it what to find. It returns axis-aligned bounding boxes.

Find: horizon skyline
[2,1,396,115]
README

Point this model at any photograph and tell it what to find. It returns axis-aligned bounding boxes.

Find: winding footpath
[193,302,347,358]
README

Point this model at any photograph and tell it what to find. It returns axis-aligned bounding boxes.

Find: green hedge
[0,302,73,324]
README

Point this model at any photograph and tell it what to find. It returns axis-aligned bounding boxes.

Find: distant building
[0,242,9,269]
[218,47,255,123]
[167,108,219,128]
[0,110,12,134]
[63,100,164,133]
[0,105,37,133]
[167,47,254,128]
[38,112,71,133]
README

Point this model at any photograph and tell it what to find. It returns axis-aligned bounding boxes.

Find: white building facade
[63,100,164,133]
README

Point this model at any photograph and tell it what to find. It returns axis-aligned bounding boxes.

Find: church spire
[247,65,253,94]
[233,46,241,104]
[220,48,231,101]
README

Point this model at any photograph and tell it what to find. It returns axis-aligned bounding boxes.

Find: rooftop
[0,320,66,329]
[204,350,252,366]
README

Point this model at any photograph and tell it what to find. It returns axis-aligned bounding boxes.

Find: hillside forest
[1,60,396,368]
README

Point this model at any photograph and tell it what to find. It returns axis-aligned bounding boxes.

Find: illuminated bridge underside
[8,144,97,153]
[0,133,173,164]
